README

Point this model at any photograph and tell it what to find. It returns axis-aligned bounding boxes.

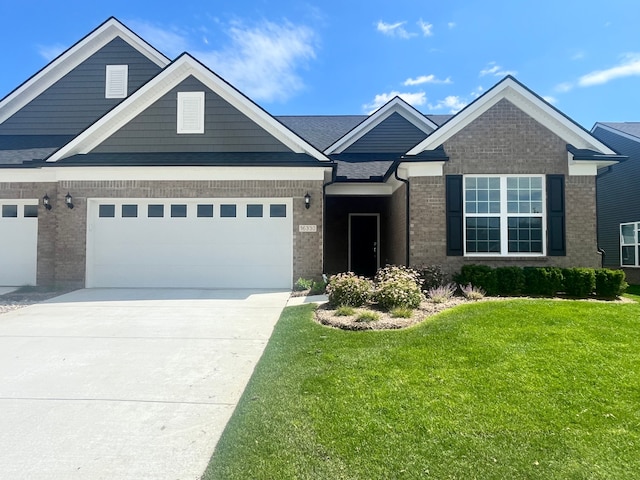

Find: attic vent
[105,65,128,98]
[177,92,205,134]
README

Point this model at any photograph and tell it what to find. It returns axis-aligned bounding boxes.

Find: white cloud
[448,22,456,29]
[479,61,517,77]
[578,53,640,87]
[428,95,467,113]
[403,74,451,86]
[554,82,574,93]
[470,85,484,99]
[37,43,67,61]
[363,91,427,114]
[376,20,415,39]
[418,19,433,37]
[542,95,557,105]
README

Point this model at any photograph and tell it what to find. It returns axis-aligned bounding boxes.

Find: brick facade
[4,178,323,287]
[408,99,601,275]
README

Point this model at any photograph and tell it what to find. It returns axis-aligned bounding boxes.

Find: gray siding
[593,127,640,267]
[0,37,161,136]
[94,76,292,153]
[344,112,429,153]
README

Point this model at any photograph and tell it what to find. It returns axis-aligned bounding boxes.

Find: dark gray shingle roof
[599,122,640,141]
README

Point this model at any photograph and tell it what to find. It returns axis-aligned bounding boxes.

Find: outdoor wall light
[304,192,311,209]
[65,192,74,209]
[42,194,52,210]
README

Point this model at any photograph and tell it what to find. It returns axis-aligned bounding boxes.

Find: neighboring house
[0,18,623,289]
[591,122,640,283]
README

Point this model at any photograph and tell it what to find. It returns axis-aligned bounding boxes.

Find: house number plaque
[299,225,317,232]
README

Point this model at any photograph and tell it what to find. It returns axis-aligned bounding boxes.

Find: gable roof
[592,122,640,142]
[0,17,170,126]
[407,76,617,156]
[325,96,438,154]
[47,54,330,163]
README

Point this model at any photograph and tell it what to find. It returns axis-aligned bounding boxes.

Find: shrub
[373,265,424,311]
[454,265,498,295]
[417,265,448,291]
[294,277,313,291]
[595,269,628,299]
[391,307,413,318]
[326,272,373,307]
[335,306,356,316]
[426,283,457,303]
[495,266,525,296]
[563,268,596,298]
[309,280,327,295]
[460,283,486,300]
[356,311,380,323]
[523,267,564,296]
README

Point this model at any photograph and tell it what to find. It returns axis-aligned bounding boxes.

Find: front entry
[349,214,379,277]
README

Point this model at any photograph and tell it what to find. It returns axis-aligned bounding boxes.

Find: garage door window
[171,204,187,218]
[24,205,38,218]
[99,204,115,217]
[220,204,236,218]
[197,204,213,217]
[122,204,138,218]
[270,204,286,217]
[148,205,164,218]
[247,204,263,218]
[2,205,17,218]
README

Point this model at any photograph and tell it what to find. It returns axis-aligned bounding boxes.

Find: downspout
[394,161,411,266]
[322,163,338,274]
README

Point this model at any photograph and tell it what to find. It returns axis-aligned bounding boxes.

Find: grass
[203,298,640,480]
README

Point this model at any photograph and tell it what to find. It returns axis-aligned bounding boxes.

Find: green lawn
[204,298,640,480]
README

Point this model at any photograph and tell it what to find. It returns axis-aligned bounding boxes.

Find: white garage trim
[86,198,293,289]
[0,200,39,286]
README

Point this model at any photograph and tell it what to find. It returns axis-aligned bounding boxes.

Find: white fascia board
[0,18,169,125]
[0,165,330,182]
[47,56,329,163]
[567,151,617,176]
[407,77,616,156]
[325,97,437,154]
[325,183,393,196]
[399,161,444,177]
[592,123,640,143]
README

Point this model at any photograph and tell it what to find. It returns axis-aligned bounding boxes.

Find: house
[0,18,623,289]
[591,122,640,283]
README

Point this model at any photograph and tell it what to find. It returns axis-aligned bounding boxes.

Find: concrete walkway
[0,288,290,480]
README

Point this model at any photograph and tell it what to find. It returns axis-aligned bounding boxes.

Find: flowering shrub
[427,283,457,303]
[326,272,373,307]
[373,265,424,311]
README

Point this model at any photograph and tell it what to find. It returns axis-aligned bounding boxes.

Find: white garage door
[86,198,293,289]
[0,200,38,286]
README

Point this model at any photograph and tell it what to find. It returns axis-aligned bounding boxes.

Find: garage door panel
[87,199,293,288]
[0,201,38,286]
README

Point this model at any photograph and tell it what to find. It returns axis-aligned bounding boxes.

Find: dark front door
[350,214,379,277]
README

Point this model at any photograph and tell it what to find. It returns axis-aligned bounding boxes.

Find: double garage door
[86,198,293,289]
[0,200,38,286]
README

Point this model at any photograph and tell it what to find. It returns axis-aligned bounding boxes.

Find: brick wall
[4,179,323,287]
[409,98,600,275]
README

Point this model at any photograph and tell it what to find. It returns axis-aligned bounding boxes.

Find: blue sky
[1,0,639,128]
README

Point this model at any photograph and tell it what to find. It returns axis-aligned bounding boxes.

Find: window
[148,204,164,218]
[220,204,236,218]
[122,204,138,218]
[197,204,214,217]
[99,204,115,218]
[247,204,263,218]
[621,222,640,267]
[464,176,545,255]
[270,204,287,218]
[24,205,38,218]
[105,65,128,98]
[2,205,17,218]
[177,91,205,134]
[171,204,187,218]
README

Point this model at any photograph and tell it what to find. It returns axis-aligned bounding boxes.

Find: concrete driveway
[0,288,290,480]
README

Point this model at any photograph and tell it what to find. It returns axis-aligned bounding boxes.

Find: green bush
[563,268,596,298]
[326,272,372,307]
[373,265,424,311]
[523,267,564,296]
[294,277,313,291]
[309,280,327,295]
[495,266,526,296]
[595,269,627,299]
[454,265,498,295]
[417,264,448,291]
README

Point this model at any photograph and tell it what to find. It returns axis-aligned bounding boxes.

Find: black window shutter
[446,175,463,256]
[547,174,566,256]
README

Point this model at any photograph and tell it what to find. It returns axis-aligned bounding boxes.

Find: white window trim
[463,174,546,257]
[177,91,205,134]
[105,65,128,99]
[620,221,640,267]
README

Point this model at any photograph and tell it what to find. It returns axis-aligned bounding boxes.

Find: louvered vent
[105,65,128,99]
[177,92,205,134]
